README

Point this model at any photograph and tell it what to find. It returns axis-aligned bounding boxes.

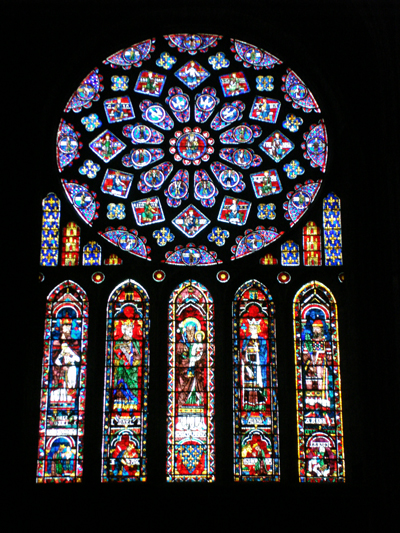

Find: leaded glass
[56,34,328,265]
[40,193,61,266]
[36,281,89,483]
[302,221,322,266]
[61,222,80,266]
[166,280,215,481]
[323,193,343,266]
[293,281,345,482]
[101,280,150,481]
[233,280,280,481]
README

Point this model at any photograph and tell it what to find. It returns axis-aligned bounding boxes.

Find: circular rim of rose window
[57,33,327,266]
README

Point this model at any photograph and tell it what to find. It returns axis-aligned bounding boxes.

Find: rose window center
[169,127,214,165]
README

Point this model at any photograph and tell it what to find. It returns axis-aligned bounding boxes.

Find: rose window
[57,33,327,265]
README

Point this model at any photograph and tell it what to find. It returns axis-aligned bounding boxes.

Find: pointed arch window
[101,280,150,482]
[36,281,88,483]
[233,280,280,481]
[166,280,215,482]
[293,281,345,482]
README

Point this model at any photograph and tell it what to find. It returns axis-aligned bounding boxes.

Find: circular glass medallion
[220,105,240,122]
[58,136,78,154]
[288,83,308,101]
[244,48,263,65]
[131,148,152,167]
[118,233,137,251]
[233,148,252,167]
[233,125,253,143]
[307,137,325,154]
[292,191,311,210]
[73,191,93,209]
[182,247,201,265]
[216,270,230,283]
[153,269,166,282]
[131,124,152,143]
[195,180,216,200]
[176,132,207,160]
[170,94,189,112]
[245,233,263,251]
[124,47,141,63]
[277,271,291,284]
[92,271,105,284]
[197,94,216,111]
[219,169,240,188]
[168,180,188,199]
[145,104,165,123]
[77,83,95,102]
[144,169,164,188]
[184,34,202,50]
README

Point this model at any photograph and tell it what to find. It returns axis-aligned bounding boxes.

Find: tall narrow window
[303,221,322,266]
[323,193,343,266]
[101,280,150,481]
[36,281,89,483]
[293,281,345,482]
[166,280,215,482]
[233,280,280,481]
[61,222,80,266]
[40,192,61,266]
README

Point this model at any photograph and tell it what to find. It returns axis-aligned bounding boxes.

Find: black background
[9,0,399,525]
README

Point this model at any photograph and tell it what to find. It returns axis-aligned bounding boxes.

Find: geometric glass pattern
[101,280,150,482]
[166,280,215,481]
[61,222,80,266]
[233,280,280,481]
[36,281,89,483]
[40,193,61,266]
[323,193,343,266]
[302,221,322,266]
[293,281,345,482]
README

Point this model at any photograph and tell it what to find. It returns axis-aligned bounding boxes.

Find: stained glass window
[36,281,89,483]
[323,193,343,266]
[40,193,61,266]
[303,221,322,266]
[101,280,150,481]
[61,222,80,266]
[293,281,345,482]
[166,280,215,481]
[82,241,102,266]
[55,34,327,266]
[233,280,280,481]
[281,240,300,266]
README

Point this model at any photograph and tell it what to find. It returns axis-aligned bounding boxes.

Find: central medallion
[169,126,214,165]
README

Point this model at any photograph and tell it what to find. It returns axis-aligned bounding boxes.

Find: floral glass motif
[257,203,276,220]
[81,114,102,132]
[40,193,61,266]
[37,281,88,483]
[207,227,229,246]
[323,193,343,266]
[82,241,102,266]
[293,282,345,482]
[56,34,327,264]
[153,227,175,246]
[167,280,215,481]
[102,280,150,482]
[233,280,280,481]
[61,222,80,266]
[303,222,322,266]
[107,203,126,220]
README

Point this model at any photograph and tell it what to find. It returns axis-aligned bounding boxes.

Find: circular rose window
[57,33,327,265]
